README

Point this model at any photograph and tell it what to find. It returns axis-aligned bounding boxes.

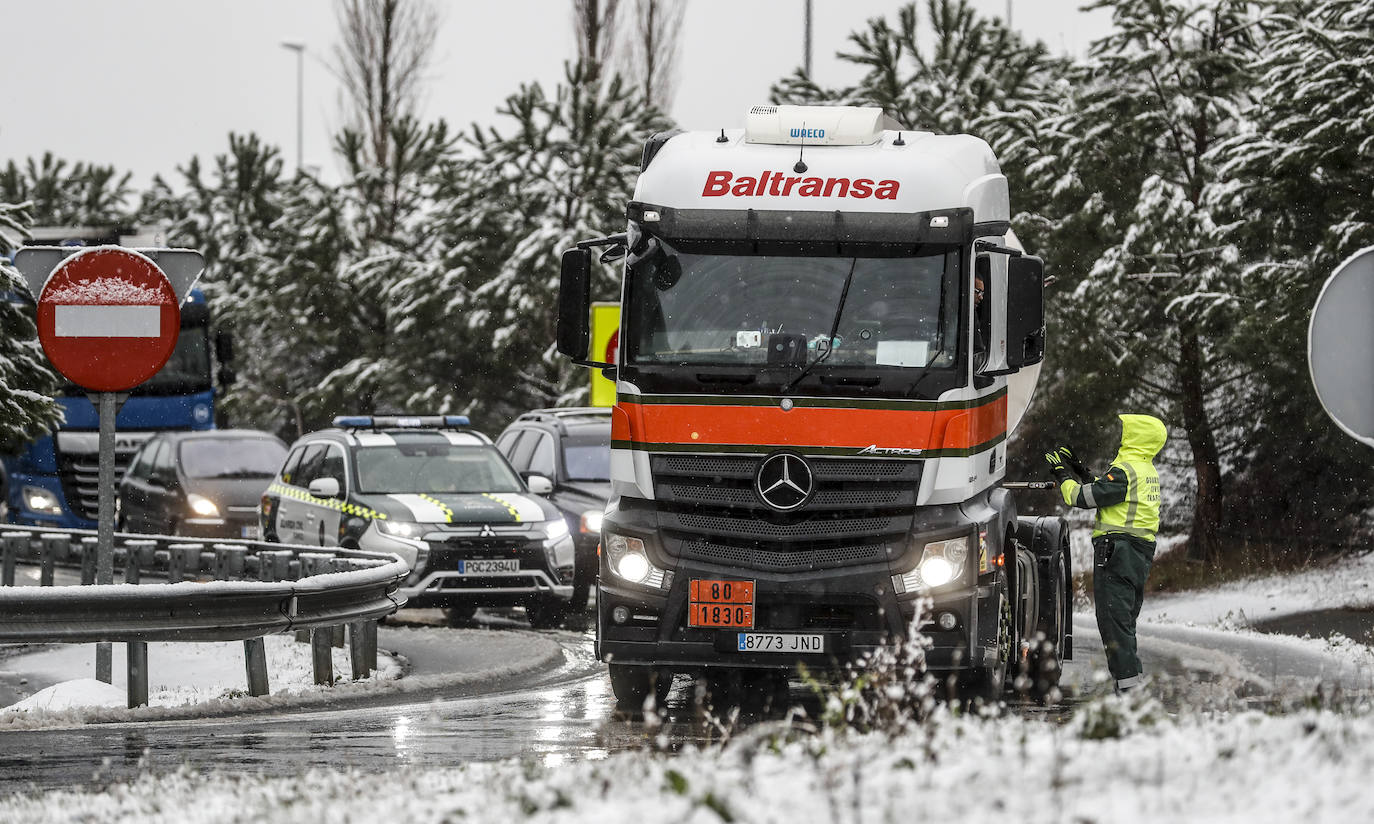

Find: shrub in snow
[803,598,938,735]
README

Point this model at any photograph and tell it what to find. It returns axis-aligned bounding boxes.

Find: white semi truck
[558,105,1070,706]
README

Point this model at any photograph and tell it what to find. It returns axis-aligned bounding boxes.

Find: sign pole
[93,391,125,683]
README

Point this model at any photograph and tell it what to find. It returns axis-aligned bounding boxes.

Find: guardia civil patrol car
[260,416,576,627]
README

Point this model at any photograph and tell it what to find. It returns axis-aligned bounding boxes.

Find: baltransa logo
[702,170,900,200]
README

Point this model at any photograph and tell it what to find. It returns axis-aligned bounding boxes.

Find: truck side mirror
[557,248,592,361]
[1006,255,1045,368]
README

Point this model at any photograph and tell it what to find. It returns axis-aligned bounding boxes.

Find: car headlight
[187,493,220,518]
[580,509,604,534]
[543,517,570,542]
[893,535,970,594]
[377,519,424,539]
[604,532,669,589]
[23,485,63,516]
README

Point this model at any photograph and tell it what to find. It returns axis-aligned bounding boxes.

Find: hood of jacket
[1113,414,1167,464]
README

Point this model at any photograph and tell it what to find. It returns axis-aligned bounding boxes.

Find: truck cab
[558,105,1070,707]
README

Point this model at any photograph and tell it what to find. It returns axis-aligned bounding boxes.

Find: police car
[260,415,576,627]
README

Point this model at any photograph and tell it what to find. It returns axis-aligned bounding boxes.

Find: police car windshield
[626,240,960,370]
[355,443,523,495]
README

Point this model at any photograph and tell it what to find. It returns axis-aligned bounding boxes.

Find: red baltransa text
[701,170,900,199]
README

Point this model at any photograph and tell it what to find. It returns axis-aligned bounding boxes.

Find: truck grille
[650,453,920,572]
[56,451,138,522]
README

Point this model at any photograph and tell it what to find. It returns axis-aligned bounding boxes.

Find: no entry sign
[35,247,181,392]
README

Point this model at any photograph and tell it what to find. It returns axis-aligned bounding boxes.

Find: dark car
[117,430,287,539]
[496,408,612,615]
[259,416,576,628]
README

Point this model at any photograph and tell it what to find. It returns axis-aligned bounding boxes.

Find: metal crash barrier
[0,526,407,709]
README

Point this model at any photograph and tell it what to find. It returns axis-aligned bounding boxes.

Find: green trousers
[1092,533,1156,687]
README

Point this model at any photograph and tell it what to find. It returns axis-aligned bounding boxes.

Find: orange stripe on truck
[612,395,1007,452]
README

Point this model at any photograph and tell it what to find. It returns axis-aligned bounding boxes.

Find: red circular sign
[36,248,180,392]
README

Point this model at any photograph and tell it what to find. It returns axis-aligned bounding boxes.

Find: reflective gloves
[1059,446,1090,479]
[1044,449,1073,485]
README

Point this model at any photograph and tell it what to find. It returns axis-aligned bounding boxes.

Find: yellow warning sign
[590,302,620,407]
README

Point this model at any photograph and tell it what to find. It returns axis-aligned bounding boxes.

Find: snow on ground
[2,695,1371,823]
[1143,549,1374,628]
[0,627,562,730]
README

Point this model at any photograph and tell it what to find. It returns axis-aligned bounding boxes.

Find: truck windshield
[62,325,213,396]
[625,240,961,371]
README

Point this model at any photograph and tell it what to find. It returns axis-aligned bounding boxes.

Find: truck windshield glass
[355,443,524,495]
[626,241,960,370]
[65,326,213,396]
[180,437,287,479]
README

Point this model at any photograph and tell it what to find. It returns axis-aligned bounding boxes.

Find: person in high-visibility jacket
[1046,414,1167,691]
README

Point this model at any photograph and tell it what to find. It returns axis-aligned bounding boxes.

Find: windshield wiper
[781,257,859,395]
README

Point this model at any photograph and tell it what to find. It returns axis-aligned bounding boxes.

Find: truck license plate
[458,559,519,574]
[737,633,826,653]
[688,579,755,629]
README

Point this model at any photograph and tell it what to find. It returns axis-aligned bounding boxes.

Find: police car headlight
[605,532,669,589]
[378,519,423,539]
[187,493,220,518]
[543,518,570,542]
[580,510,603,534]
[23,486,63,516]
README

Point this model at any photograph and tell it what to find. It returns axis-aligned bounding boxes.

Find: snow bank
[1143,549,1374,627]
[2,698,1372,822]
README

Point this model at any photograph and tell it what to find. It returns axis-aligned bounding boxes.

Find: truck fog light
[919,557,954,587]
[612,606,630,624]
[937,611,959,630]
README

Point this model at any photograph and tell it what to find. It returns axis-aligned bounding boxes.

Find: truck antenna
[794,123,809,174]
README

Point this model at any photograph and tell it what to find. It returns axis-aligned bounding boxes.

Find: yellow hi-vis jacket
[1059,414,1167,543]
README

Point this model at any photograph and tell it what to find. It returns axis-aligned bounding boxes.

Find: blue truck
[1,225,232,528]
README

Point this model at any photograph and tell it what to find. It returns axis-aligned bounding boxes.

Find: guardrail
[0,526,407,709]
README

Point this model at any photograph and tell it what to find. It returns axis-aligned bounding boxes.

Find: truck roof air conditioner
[744,105,886,146]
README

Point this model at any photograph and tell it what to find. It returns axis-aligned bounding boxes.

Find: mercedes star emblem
[755,452,815,511]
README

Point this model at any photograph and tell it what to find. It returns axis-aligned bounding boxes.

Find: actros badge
[754,452,815,512]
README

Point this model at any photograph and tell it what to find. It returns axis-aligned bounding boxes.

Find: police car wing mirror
[558,248,592,361]
[308,477,341,498]
[525,474,554,495]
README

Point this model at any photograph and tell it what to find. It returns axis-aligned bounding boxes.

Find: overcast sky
[2,1,1113,188]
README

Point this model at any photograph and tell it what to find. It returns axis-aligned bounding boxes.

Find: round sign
[36,247,181,392]
[1309,246,1374,448]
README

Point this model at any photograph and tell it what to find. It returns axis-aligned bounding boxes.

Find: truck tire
[609,664,672,709]
[960,574,1011,707]
[1016,516,1070,700]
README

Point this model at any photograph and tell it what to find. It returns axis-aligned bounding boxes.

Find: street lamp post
[281,40,305,172]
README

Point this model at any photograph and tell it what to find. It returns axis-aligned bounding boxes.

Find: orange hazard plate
[688,579,756,628]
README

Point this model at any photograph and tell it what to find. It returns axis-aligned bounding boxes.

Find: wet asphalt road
[1,609,1369,793]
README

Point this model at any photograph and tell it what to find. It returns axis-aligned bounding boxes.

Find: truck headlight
[378,519,423,539]
[23,485,63,516]
[894,535,970,594]
[605,532,669,589]
[580,509,603,533]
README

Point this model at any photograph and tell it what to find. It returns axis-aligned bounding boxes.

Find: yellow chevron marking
[419,494,454,523]
[481,492,521,522]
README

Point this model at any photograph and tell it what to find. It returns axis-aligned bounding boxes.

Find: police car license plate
[736,633,826,653]
[458,560,519,574]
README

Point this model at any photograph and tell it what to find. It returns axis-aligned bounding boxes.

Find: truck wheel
[961,576,1011,707]
[609,664,672,709]
[1026,553,1066,699]
[526,597,567,630]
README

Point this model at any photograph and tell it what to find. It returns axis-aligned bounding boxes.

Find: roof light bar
[332,415,471,429]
